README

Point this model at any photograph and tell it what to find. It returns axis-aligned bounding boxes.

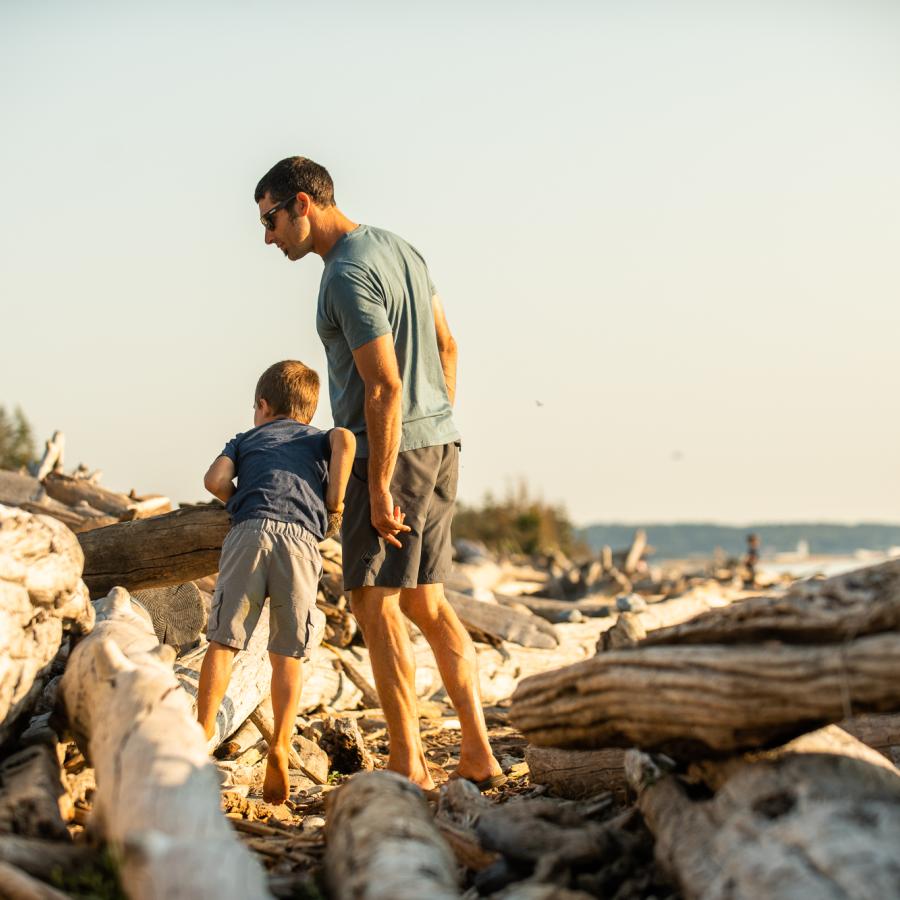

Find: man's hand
[370,489,410,548]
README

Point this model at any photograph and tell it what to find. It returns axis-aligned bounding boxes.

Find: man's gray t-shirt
[315,225,459,457]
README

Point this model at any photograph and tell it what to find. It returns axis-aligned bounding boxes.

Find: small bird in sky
[535,400,544,407]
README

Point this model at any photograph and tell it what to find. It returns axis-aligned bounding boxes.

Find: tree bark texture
[59,587,272,899]
[525,746,627,802]
[78,505,230,597]
[325,771,459,900]
[0,505,93,744]
[626,729,900,899]
[510,632,900,756]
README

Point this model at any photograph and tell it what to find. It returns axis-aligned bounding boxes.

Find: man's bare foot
[454,751,503,785]
[263,746,290,805]
[387,759,436,793]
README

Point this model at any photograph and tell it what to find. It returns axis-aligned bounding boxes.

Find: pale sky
[1,1,898,525]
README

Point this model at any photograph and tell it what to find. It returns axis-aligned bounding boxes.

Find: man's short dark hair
[255,360,320,424]
[254,157,336,208]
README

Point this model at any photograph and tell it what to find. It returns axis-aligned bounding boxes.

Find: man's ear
[295,192,311,217]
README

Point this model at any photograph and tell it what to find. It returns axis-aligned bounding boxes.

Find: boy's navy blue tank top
[221,419,331,539]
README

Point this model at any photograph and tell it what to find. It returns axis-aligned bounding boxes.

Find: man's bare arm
[204,456,236,504]
[351,333,411,548]
[432,293,458,407]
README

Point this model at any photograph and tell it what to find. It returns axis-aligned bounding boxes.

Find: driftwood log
[325,771,459,900]
[0,744,71,840]
[512,560,900,755]
[510,632,900,755]
[0,505,94,744]
[627,727,900,899]
[78,505,230,597]
[447,590,558,649]
[525,746,627,802]
[43,473,170,521]
[641,557,900,647]
[176,627,272,750]
[60,587,272,899]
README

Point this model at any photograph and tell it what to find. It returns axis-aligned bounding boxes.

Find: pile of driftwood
[2,448,899,899]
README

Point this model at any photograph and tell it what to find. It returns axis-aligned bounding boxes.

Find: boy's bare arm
[204,456,236,504]
[326,428,356,512]
[432,293,458,407]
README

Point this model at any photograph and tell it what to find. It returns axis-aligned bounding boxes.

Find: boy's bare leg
[400,583,502,783]
[263,652,304,805]
[350,586,435,791]
[197,641,238,742]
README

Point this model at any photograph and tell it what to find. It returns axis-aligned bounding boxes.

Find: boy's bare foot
[263,746,290,805]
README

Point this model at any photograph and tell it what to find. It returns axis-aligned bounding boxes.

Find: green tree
[0,406,37,470]
[453,481,582,557]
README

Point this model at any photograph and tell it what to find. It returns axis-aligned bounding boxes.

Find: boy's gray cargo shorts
[207,518,325,659]
[342,441,459,591]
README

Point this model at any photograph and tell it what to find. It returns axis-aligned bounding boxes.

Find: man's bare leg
[351,586,435,791]
[263,652,304,804]
[400,583,501,783]
[196,641,238,742]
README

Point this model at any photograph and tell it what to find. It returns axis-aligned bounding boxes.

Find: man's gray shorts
[342,441,459,591]
[207,518,326,659]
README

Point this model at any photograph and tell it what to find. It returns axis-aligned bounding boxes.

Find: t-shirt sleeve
[220,434,240,464]
[325,264,392,351]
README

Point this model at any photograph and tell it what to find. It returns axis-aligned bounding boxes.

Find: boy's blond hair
[255,360,319,423]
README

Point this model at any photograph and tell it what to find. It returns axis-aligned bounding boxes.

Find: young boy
[197,359,355,805]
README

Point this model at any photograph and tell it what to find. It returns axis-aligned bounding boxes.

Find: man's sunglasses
[260,195,295,230]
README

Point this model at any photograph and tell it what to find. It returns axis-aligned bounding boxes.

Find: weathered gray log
[43,473,169,521]
[325,771,459,900]
[446,590,558,649]
[643,557,900,647]
[497,594,614,624]
[525,746,627,802]
[0,860,71,900]
[0,745,70,840]
[60,587,272,899]
[0,835,99,880]
[599,584,737,651]
[132,582,206,650]
[78,505,230,597]
[324,644,380,708]
[510,632,900,755]
[0,505,94,744]
[627,728,900,899]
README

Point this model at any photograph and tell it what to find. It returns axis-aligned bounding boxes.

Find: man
[254,157,503,794]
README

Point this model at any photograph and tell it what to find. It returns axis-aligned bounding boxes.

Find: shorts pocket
[208,588,223,635]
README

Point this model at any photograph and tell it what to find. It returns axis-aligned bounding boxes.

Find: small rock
[302,815,326,831]
[615,593,647,612]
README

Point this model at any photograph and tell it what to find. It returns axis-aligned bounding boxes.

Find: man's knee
[350,586,401,630]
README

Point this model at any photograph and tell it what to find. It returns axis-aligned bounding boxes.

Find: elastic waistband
[231,518,320,549]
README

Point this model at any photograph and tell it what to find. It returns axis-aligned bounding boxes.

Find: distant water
[762,553,897,580]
